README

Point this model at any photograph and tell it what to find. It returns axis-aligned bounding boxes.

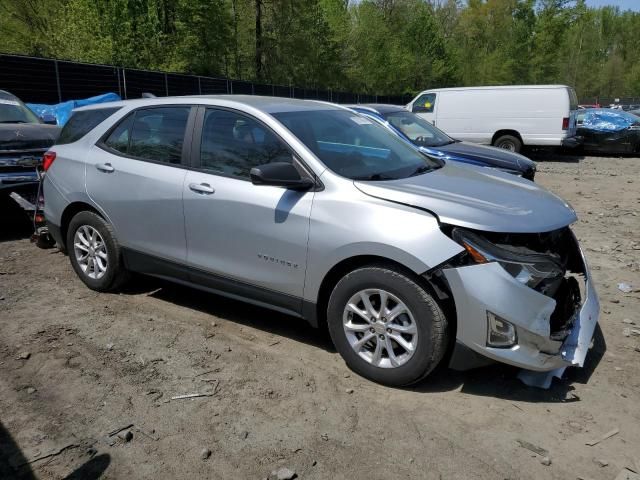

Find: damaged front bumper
[442,238,599,372]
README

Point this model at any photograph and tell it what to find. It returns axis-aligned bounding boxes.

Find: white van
[407,85,580,152]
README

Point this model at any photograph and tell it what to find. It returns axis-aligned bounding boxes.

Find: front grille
[0,149,46,170]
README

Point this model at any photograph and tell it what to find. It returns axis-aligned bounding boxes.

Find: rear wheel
[327,266,448,386]
[493,134,522,153]
[67,211,128,291]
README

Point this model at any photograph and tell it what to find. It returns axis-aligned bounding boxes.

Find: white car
[407,85,581,152]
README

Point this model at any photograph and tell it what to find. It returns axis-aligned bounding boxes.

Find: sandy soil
[1,154,639,480]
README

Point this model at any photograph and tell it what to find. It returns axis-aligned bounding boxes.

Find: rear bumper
[46,221,65,249]
[562,135,583,148]
[443,240,599,372]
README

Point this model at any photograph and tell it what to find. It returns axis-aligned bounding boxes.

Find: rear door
[182,106,313,312]
[86,105,195,263]
[411,92,437,126]
[567,88,579,137]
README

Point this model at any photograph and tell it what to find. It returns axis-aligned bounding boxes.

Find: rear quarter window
[56,107,121,145]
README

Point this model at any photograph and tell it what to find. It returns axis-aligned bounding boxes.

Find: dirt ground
[1,154,639,480]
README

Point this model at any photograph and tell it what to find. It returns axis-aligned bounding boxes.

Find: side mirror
[250,162,315,191]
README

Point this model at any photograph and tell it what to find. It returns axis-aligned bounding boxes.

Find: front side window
[199,108,292,179]
[103,107,190,164]
[273,109,442,181]
[385,111,453,147]
[412,93,436,113]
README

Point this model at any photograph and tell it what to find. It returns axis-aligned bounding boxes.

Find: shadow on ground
[120,274,335,353]
[0,422,110,480]
[409,324,606,403]
[0,194,33,243]
[526,148,586,163]
[119,271,605,403]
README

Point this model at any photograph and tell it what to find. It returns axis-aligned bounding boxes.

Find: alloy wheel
[342,288,418,368]
[73,225,108,280]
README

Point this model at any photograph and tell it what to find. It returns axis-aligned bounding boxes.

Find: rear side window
[57,108,121,145]
[103,107,190,164]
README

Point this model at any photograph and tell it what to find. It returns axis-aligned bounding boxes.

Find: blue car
[348,104,536,180]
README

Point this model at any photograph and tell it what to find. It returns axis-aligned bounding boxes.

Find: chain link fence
[0,53,413,106]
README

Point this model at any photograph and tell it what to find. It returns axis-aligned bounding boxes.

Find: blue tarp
[26,92,121,126]
[580,109,639,132]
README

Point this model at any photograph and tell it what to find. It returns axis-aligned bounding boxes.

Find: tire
[327,266,448,387]
[493,134,522,153]
[66,211,128,292]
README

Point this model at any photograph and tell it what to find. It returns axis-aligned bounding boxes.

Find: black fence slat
[200,77,228,95]
[122,69,166,99]
[1,53,409,107]
[273,85,290,97]
[230,80,253,95]
[0,55,59,103]
[166,73,199,96]
[57,61,120,101]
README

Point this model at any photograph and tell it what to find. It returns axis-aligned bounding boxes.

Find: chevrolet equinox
[43,96,599,386]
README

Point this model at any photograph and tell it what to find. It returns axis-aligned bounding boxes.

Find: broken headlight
[452,228,564,291]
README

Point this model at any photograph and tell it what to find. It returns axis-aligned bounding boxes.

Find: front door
[183,107,313,313]
[86,106,193,263]
[411,93,437,126]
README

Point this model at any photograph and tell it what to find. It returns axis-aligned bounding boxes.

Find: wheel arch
[312,255,458,351]
[491,129,523,146]
[59,201,105,252]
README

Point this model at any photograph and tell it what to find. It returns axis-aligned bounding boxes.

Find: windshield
[272,109,442,180]
[0,98,41,124]
[384,111,453,147]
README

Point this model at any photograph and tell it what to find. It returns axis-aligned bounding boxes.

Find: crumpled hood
[354,162,577,233]
[0,123,60,151]
[424,141,536,172]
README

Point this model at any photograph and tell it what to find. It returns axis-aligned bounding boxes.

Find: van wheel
[493,135,522,153]
[67,211,128,292]
[327,266,448,387]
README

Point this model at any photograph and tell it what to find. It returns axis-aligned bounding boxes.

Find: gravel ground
[1,154,639,480]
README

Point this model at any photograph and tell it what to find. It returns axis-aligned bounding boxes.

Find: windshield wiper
[352,172,396,181]
[0,120,27,124]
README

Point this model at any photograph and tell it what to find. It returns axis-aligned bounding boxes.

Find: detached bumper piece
[443,229,599,386]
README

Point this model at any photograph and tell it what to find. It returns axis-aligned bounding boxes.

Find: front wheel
[327,266,448,386]
[493,134,522,153]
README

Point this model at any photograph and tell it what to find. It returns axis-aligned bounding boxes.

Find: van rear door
[567,87,579,136]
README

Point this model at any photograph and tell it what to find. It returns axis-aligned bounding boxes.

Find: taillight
[42,151,56,171]
[562,117,569,130]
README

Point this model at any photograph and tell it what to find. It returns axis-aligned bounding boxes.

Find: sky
[583,0,640,10]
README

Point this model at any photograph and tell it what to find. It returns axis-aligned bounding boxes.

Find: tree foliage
[1,0,639,98]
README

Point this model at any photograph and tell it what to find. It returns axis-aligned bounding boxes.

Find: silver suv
[43,96,599,386]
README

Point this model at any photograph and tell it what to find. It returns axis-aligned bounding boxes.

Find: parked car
[576,108,640,154]
[348,104,536,180]
[0,90,60,218]
[407,85,582,153]
[43,96,598,386]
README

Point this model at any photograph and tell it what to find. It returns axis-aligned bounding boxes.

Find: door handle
[96,162,115,173]
[189,182,215,194]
